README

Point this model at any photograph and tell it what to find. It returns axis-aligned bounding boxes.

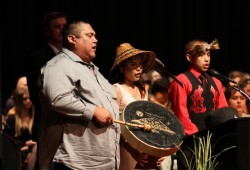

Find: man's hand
[93,106,113,127]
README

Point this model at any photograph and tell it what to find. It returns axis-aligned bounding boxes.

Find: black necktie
[199,73,207,88]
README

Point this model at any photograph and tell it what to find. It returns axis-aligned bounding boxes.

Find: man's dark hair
[43,11,67,27]
[62,19,89,48]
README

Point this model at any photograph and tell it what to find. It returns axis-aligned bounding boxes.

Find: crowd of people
[1,11,250,170]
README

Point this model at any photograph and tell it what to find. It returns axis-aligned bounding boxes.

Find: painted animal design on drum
[131,111,176,135]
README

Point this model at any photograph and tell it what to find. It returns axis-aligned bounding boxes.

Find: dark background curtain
[1,0,250,106]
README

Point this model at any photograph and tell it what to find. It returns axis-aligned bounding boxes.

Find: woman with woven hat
[109,43,165,170]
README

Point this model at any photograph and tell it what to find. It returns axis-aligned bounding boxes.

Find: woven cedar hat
[109,43,156,78]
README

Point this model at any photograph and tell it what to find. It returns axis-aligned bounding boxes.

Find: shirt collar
[189,68,205,78]
[61,48,98,70]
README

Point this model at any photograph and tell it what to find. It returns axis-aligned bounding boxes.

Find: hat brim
[109,50,156,76]
[108,50,156,85]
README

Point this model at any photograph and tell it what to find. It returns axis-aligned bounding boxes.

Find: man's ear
[186,54,192,62]
[68,34,77,44]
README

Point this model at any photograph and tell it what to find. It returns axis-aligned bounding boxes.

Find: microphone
[207,69,237,86]
[152,58,184,88]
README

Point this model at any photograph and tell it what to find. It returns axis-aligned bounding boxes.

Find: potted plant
[178,131,236,170]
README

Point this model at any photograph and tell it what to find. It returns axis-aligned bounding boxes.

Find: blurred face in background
[243,80,250,97]
[46,17,67,43]
[22,92,32,109]
[227,90,247,117]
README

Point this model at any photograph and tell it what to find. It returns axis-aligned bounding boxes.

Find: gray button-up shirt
[39,48,120,170]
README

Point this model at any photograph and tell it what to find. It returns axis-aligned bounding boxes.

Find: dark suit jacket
[27,43,56,140]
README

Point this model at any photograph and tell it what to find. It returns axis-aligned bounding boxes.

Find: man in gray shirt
[39,19,120,170]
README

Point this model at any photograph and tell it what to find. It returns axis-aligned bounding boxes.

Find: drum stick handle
[113,119,144,128]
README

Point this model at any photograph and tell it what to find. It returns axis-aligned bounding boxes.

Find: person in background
[148,77,174,170]
[3,76,27,117]
[228,70,245,85]
[2,114,6,130]
[168,39,228,169]
[228,70,244,81]
[238,78,250,115]
[38,19,120,170]
[141,72,151,93]
[147,69,162,86]
[224,86,250,117]
[108,43,165,170]
[149,77,173,113]
[5,87,37,170]
[147,69,162,100]
[2,114,23,170]
[238,78,250,98]
[26,11,67,141]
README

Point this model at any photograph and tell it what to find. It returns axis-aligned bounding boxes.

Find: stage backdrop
[1,0,250,105]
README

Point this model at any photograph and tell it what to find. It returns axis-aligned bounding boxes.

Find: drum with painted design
[120,100,184,157]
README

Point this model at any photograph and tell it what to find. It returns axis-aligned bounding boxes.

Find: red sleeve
[168,74,198,136]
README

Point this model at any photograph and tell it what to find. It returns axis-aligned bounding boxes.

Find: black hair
[43,11,67,27]
[150,77,170,95]
[62,19,90,48]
